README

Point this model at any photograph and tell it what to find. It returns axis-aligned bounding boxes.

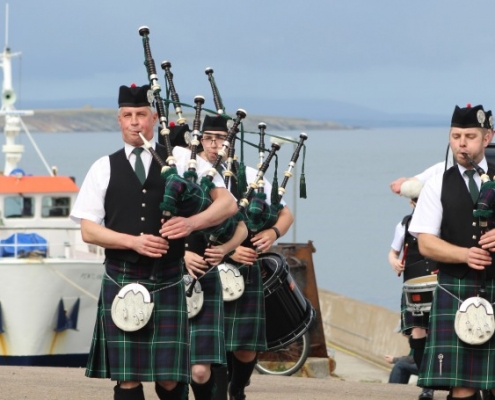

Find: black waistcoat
[439,163,495,279]
[402,213,437,281]
[104,144,184,264]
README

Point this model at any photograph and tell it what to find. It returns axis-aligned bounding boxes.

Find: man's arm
[418,232,490,271]
[160,187,237,239]
[81,219,169,258]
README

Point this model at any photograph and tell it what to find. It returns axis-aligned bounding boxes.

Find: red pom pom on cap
[466,103,472,108]
[130,83,137,88]
[169,121,176,127]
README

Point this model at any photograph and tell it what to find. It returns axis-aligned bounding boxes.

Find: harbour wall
[318,288,409,368]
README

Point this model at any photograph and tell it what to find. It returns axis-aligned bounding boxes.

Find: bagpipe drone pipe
[240,131,309,234]
[138,26,244,279]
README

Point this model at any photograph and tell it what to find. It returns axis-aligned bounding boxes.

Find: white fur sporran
[184,275,204,319]
[455,296,495,345]
[217,262,245,301]
[111,283,155,332]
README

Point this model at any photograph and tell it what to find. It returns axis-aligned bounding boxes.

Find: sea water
[5,127,451,312]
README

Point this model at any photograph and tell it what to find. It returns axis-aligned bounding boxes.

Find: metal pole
[292,141,297,243]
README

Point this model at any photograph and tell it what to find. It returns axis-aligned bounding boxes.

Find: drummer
[409,104,495,399]
[388,179,436,400]
[198,114,294,400]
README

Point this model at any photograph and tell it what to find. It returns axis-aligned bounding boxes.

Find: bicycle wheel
[255,331,310,376]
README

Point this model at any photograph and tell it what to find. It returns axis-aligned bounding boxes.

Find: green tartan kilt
[85,259,190,383]
[400,291,430,335]
[189,268,226,365]
[418,270,495,391]
[223,261,267,352]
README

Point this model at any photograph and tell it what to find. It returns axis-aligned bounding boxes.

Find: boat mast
[0,3,49,177]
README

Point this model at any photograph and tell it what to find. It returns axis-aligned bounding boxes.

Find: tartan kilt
[223,261,267,352]
[418,270,495,391]
[400,291,430,335]
[189,268,226,365]
[85,258,190,383]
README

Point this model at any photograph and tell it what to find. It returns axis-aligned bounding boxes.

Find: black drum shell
[259,252,315,351]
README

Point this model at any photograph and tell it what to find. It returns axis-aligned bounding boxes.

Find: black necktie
[132,147,146,184]
[465,169,479,203]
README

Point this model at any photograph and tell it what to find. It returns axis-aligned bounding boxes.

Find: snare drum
[403,275,438,316]
[258,252,315,351]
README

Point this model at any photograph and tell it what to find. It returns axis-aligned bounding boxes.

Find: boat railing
[0,226,104,260]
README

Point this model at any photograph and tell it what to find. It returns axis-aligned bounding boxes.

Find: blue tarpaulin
[0,233,48,257]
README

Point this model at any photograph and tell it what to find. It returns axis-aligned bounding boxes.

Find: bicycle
[254,331,311,376]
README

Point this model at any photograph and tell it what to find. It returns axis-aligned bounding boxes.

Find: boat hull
[0,259,104,367]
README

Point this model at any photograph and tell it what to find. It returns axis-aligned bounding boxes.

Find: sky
[3,0,495,124]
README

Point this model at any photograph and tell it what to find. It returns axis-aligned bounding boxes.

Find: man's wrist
[271,226,281,239]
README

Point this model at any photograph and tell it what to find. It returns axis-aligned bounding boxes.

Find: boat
[0,4,104,366]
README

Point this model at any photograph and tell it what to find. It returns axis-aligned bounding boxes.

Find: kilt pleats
[223,261,267,352]
[189,268,226,365]
[418,270,495,391]
[85,259,191,383]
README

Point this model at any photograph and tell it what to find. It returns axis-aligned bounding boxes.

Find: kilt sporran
[111,283,154,332]
[454,295,495,345]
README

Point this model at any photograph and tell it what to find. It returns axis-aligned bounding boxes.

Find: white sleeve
[415,161,445,184]
[408,173,443,237]
[70,156,110,225]
[390,222,405,252]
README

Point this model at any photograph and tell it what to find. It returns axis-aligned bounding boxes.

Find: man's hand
[466,246,492,270]
[132,234,169,258]
[230,246,258,265]
[184,251,208,279]
[160,217,195,239]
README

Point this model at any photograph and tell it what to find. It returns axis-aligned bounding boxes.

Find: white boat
[0,4,104,366]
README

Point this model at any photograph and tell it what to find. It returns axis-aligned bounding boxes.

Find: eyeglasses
[201,135,227,145]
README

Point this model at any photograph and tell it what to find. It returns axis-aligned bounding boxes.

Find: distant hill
[14,96,448,129]
[0,108,350,133]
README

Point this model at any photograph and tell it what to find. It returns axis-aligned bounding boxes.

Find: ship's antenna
[5,3,9,49]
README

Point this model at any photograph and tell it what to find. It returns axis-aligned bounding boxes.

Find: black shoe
[229,393,246,400]
[419,388,434,400]
[228,383,246,400]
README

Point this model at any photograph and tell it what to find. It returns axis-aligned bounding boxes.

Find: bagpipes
[138,26,239,281]
[454,153,495,345]
[184,108,247,297]
[243,132,308,233]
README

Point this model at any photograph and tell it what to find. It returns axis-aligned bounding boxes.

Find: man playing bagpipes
[197,115,294,400]
[166,111,249,400]
[70,84,237,400]
[409,104,495,400]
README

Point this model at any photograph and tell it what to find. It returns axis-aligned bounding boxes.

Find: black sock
[155,382,188,400]
[113,383,145,400]
[212,365,228,400]
[229,356,256,396]
[409,337,426,370]
[191,373,215,400]
[226,352,233,382]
